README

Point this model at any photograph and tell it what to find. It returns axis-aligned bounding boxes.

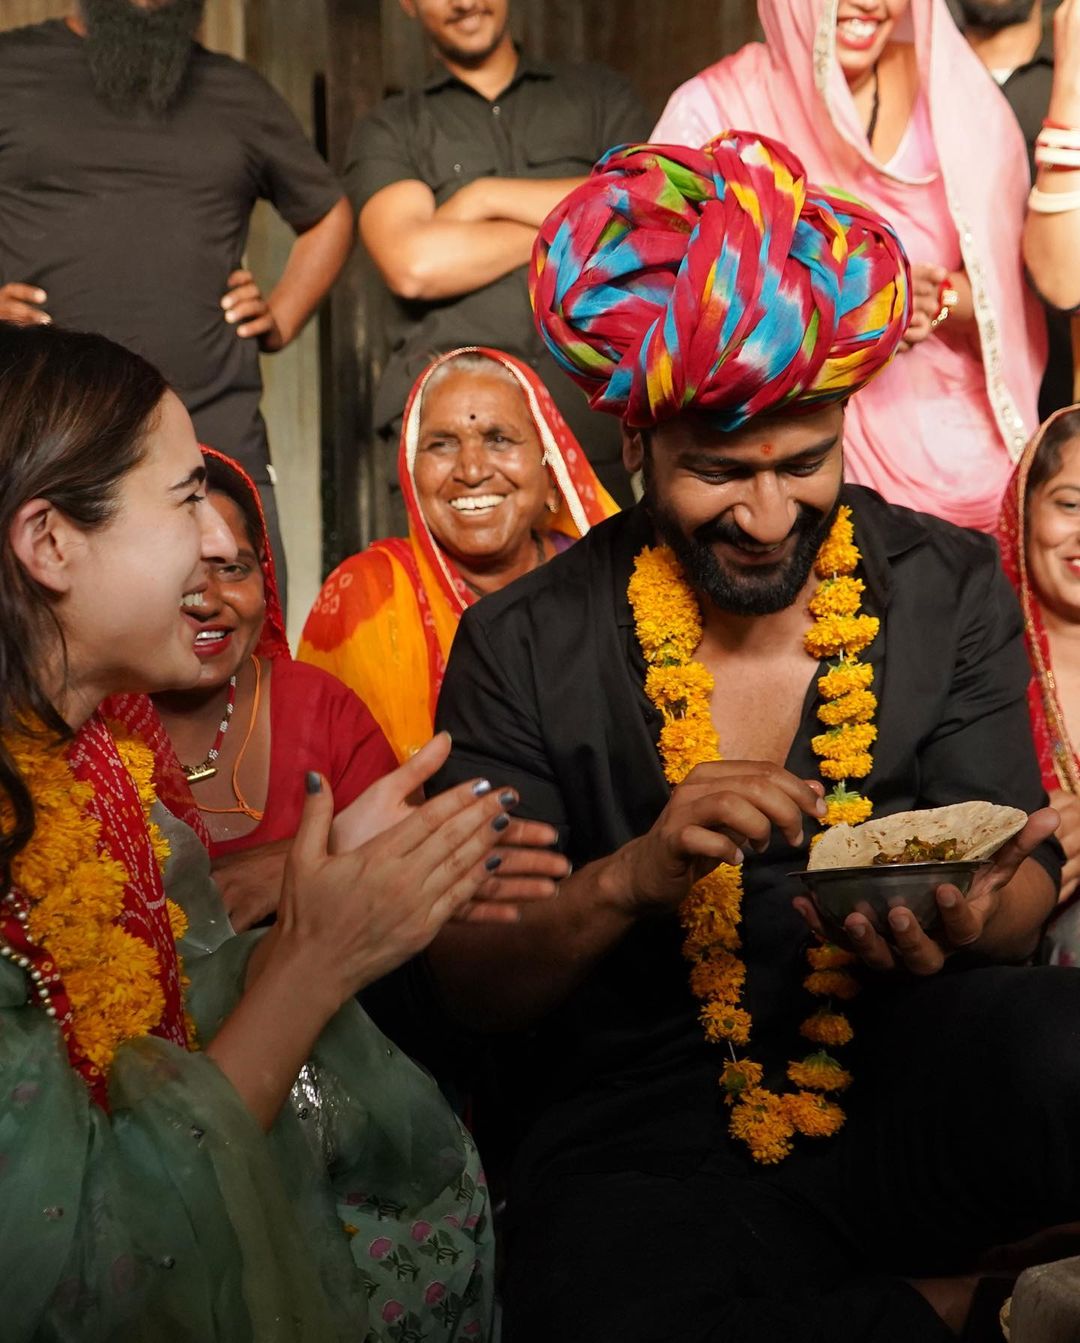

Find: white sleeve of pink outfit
[651,77,717,148]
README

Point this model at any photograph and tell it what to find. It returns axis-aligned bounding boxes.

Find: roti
[807,801,1027,871]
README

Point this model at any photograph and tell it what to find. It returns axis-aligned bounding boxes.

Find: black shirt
[0,21,343,480]
[432,487,1059,1182]
[347,52,650,494]
[999,33,1074,418]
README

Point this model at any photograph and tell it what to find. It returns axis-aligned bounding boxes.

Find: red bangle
[937,278,950,308]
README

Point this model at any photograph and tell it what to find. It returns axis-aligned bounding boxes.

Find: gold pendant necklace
[182,674,237,783]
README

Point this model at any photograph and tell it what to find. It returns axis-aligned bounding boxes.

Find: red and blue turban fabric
[529,130,911,431]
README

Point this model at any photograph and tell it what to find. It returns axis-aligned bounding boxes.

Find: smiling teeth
[181,592,205,608]
[449,495,504,511]
[195,630,226,644]
[840,17,877,38]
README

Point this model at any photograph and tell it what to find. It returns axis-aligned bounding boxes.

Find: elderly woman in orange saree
[998,405,1080,959]
[299,347,618,762]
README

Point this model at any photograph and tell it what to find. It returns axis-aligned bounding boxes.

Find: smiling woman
[0,322,575,1341]
[652,0,1046,532]
[299,346,619,761]
[152,448,397,870]
[999,407,1080,922]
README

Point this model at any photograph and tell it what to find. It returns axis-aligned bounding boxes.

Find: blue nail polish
[485,854,502,872]
[492,813,510,833]
[498,789,517,808]
[305,771,321,795]
[472,779,492,797]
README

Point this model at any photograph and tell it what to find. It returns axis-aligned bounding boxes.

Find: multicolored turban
[529,131,911,430]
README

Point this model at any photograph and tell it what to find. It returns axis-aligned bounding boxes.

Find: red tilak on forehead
[761,443,775,457]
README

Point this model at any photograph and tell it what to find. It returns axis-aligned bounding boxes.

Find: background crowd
[6,0,1080,1339]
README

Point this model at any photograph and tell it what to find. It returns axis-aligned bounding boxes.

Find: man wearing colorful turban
[530,131,910,432]
[426,133,1071,1341]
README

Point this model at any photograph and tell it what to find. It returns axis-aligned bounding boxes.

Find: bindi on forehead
[760,443,774,457]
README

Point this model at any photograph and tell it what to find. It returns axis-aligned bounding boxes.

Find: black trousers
[502,965,1080,1343]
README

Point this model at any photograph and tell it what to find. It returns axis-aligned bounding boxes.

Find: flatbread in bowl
[796,802,1028,939]
[808,801,1027,872]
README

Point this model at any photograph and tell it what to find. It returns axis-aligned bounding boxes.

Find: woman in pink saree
[653,0,1045,532]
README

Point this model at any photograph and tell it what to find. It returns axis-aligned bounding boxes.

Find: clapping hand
[280,766,566,995]
[330,732,569,923]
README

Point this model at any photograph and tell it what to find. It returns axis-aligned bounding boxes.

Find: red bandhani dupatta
[2,714,190,1107]
[997,408,1080,796]
[203,445,290,661]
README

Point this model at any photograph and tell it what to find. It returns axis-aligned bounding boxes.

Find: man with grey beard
[0,0,354,583]
[959,0,1073,416]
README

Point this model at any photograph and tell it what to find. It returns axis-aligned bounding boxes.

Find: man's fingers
[0,300,50,325]
[679,823,745,867]
[843,913,898,971]
[683,761,827,820]
[288,772,336,871]
[226,299,269,324]
[886,907,945,975]
[225,268,253,290]
[684,783,808,850]
[935,883,983,947]
[498,816,561,852]
[222,281,261,309]
[484,844,569,880]
[473,873,561,902]
[452,902,523,925]
[793,894,828,940]
[237,315,276,339]
[985,808,1059,888]
[1,282,46,302]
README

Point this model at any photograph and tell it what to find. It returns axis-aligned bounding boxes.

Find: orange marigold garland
[628,504,878,1163]
[1,724,190,1078]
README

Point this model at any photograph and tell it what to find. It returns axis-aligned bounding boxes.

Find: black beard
[643,465,841,617]
[81,0,204,117]
[956,0,1038,31]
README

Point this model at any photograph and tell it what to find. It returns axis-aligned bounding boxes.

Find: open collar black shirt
[432,487,1058,1178]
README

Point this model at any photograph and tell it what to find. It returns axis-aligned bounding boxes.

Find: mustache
[694,505,826,553]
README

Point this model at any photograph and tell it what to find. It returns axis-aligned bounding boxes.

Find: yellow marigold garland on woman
[628,504,878,1163]
[1,721,191,1095]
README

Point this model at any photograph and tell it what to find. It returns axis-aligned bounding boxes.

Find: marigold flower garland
[0,724,189,1080]
[628,505,878,1163]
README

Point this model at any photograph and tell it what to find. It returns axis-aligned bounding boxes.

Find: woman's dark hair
[203,452,267,561]
[0,322,168,883]
[1029,408,1080,496]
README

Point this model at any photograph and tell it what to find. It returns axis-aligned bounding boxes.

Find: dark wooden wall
[321,0,761,558]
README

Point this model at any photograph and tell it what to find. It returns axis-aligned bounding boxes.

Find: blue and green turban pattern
[529,130,912,430]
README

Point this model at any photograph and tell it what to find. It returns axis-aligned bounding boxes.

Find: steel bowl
[790,860,990,941]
